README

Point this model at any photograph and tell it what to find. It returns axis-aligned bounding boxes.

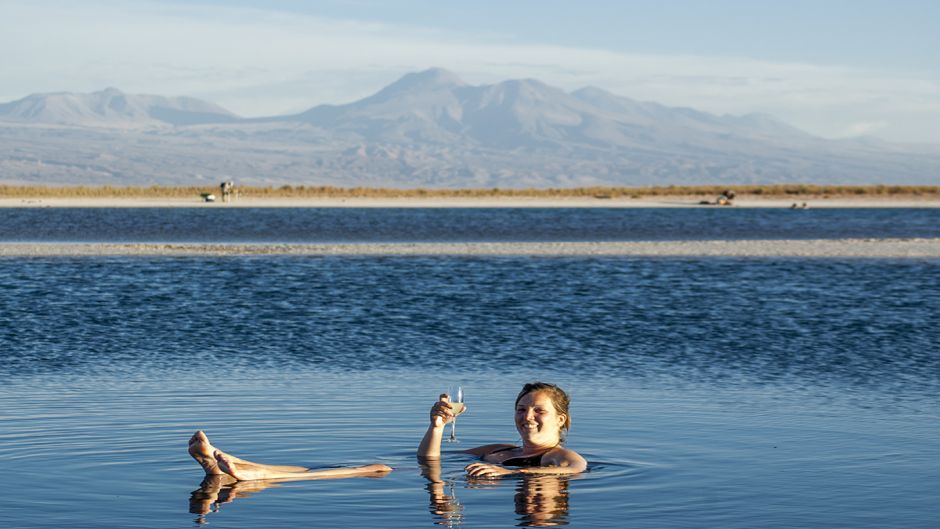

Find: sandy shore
[2,239,938,257]
[1,195,939,208]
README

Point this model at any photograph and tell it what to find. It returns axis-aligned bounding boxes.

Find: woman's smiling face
[515,391,567,447]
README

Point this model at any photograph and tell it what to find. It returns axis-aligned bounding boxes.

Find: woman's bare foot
[189,431,224,476]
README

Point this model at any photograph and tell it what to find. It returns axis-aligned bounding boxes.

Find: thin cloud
[842,122,888,137]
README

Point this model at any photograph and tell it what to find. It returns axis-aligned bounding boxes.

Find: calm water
[1,208,939,528]
[1,207,939,242]
[2,255,939,528]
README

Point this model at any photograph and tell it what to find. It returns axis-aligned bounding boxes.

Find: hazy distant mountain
[0,69,937,187]
[282,68,814,150]
[0,87,238,126]
[289,67,468,142]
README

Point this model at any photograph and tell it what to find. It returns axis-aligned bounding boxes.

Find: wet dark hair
[515,382,572,431]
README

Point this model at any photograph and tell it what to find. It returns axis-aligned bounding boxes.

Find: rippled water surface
[2,254,938,528]
[2,207,939,242]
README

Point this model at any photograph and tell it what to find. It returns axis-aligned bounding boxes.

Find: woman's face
[515,391,566,447]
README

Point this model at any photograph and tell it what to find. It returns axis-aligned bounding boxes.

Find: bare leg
[215,451,392,481]
[190,430,391,481]
[189,431,310,475]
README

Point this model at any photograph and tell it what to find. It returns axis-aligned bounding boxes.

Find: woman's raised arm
[417,394,461,458]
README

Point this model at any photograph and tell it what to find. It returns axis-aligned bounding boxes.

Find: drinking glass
[447,386,465,443]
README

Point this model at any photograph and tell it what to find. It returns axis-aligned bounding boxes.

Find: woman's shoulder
[543,446,587,470]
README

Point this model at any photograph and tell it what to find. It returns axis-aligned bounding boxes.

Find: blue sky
[2,0,938,143]
[195,0,937,72]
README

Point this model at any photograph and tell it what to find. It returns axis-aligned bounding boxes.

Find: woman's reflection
[420,458,465,526]
[420,459,571,527]
[513,475,570,527]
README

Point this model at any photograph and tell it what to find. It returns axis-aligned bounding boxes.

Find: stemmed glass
[447,386,465,443]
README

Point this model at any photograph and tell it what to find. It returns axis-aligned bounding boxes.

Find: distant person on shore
[418,382,587,476]
[188,431,391,481]
[220,181,235,203]
[717,189,736,205]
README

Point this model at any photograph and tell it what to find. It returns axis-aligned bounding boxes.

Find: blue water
[3,257,939,398]
[1,208,939,528]
[1,207,939,242]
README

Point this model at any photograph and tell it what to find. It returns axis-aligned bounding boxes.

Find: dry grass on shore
[1,184,938,199]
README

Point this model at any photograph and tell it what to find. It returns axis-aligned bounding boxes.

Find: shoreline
[1,195,939,208]
[2,239,938,257]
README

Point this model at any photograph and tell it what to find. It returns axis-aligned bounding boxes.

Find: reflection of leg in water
[191,475,226,516]
[190,475,238,519]
[189,474,284,525]
[514,475,570,527]
[189,476,223,526]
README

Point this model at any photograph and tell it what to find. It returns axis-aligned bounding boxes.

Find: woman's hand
[430,393,460,428]
[465,462,514,478]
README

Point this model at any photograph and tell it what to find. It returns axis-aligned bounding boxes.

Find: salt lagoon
[1,208,938,528]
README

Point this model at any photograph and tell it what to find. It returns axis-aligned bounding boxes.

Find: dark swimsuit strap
[500,453,545,467]
[488,444,558,467]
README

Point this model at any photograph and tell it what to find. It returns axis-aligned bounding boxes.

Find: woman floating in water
[188,431,391,481]
[418,382,587,476]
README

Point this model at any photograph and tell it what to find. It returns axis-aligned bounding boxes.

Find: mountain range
[0,87,237,127]
[1,68,937,187]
